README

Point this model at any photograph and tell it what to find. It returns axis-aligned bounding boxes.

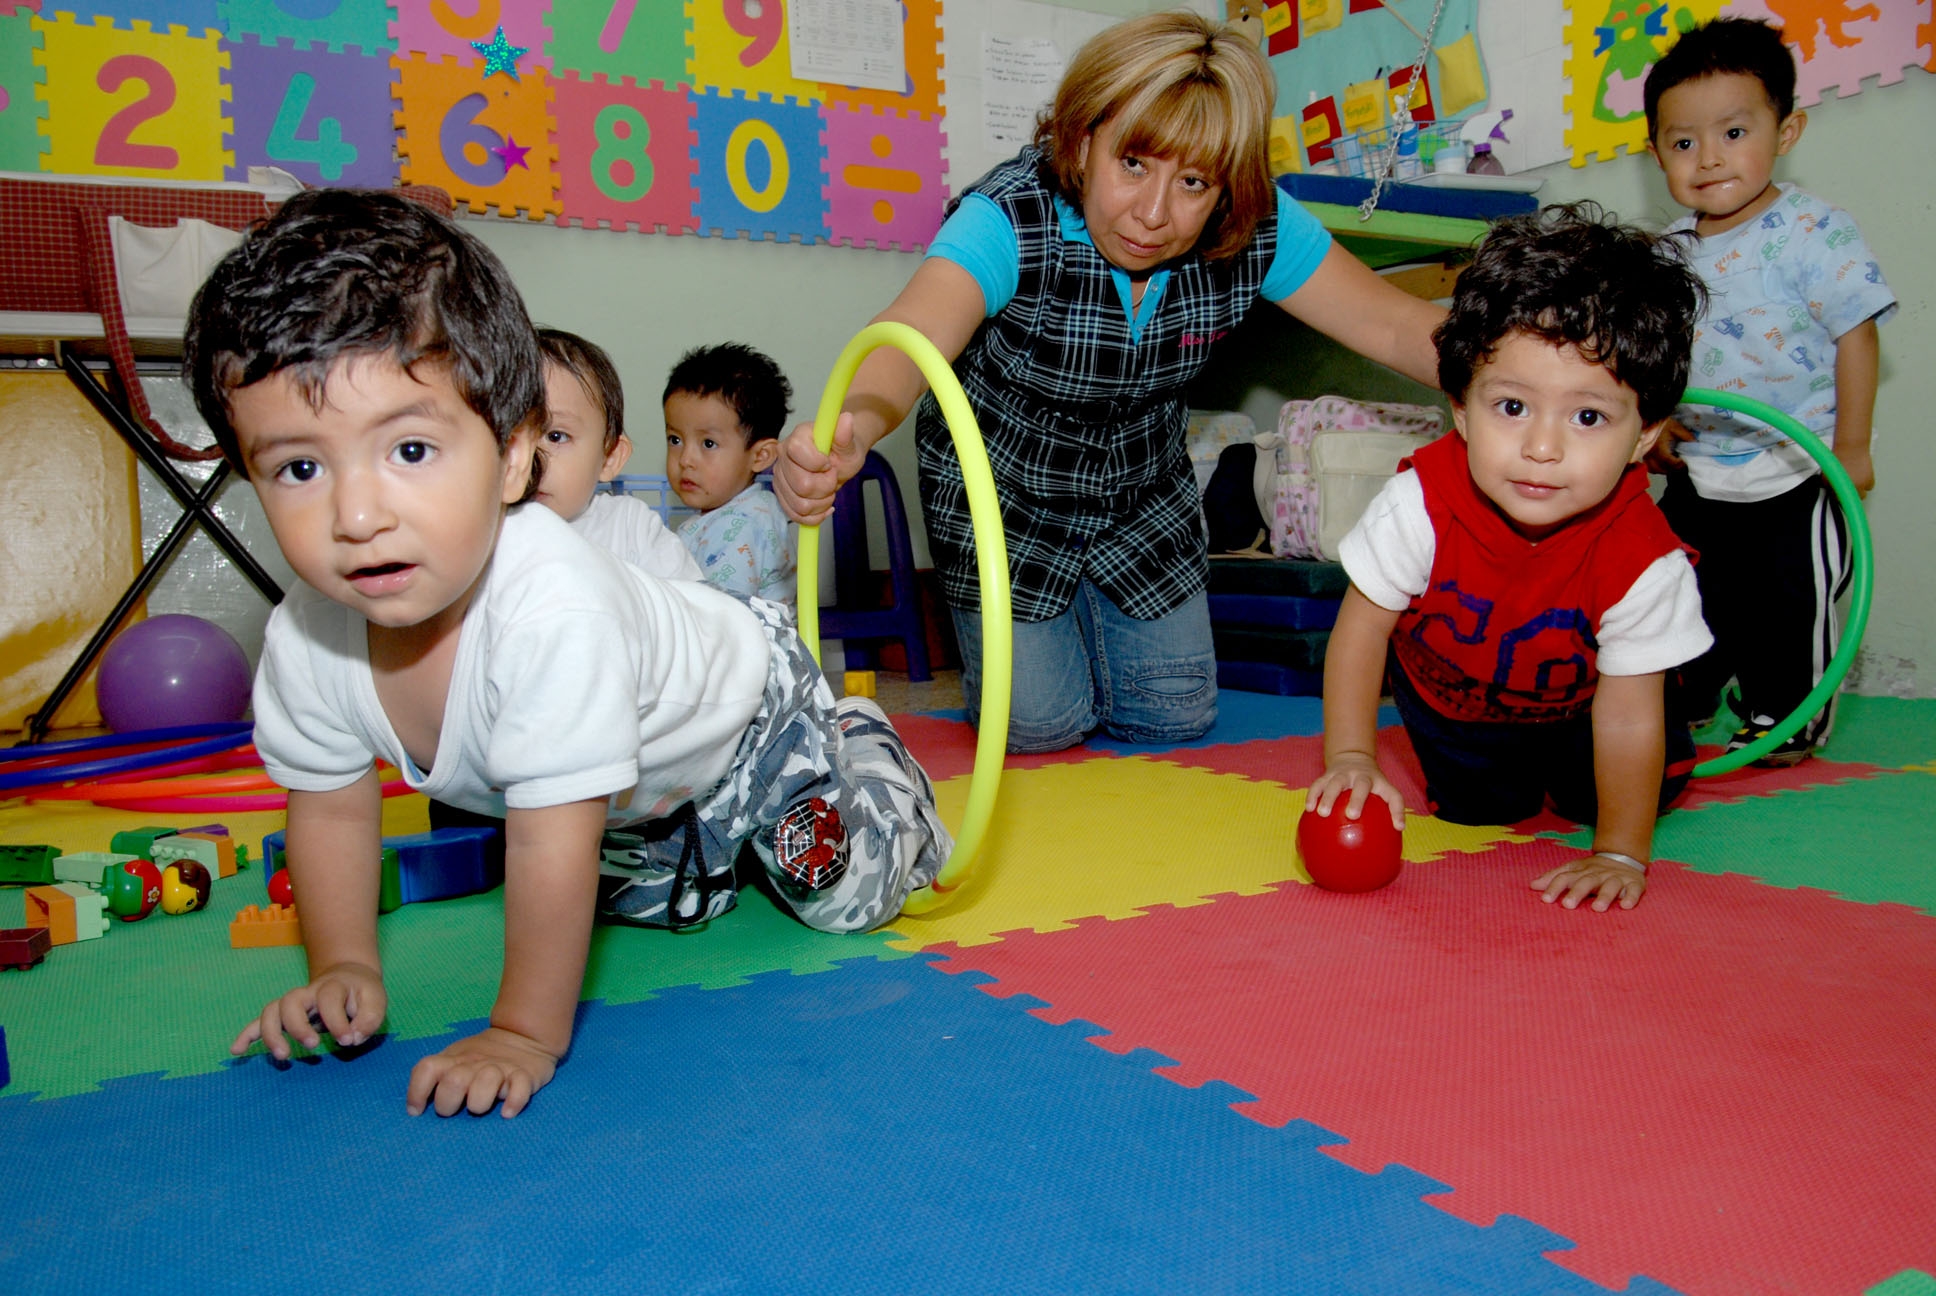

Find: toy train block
[0,844,59,887]
[24,883,109,945]
[53,850,136,886]
[229,904,302,948]
[1,926,52,971]
[110,826,180,857]
[263,826,502,913]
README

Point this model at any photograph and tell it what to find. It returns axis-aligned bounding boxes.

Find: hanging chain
[1357,0,1451,222]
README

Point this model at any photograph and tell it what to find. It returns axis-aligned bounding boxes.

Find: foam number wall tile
[688,0,822,103]
[821,104,942,251]
[390,0,549,71]
[394,52,560,218]
[0,11,44,170]
[552,73,697,234]
[34,15,232,180]
[1562,0,1717,165]
[546,0,688,86]
[78,0,220,32]
[227,37,395,186]
[692,88,826,242]
[823,0,943,119]
[1728,0,1925,104]
[218,0,395,54]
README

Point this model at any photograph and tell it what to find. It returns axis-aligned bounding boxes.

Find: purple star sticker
[493,135,532,171]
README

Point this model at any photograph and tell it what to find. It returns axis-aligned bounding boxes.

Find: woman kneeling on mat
[774,10,1443,753]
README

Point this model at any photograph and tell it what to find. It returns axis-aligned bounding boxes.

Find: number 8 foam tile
[545,0,689,87]
[551,73,697,235]
[218,0,396,55]
[33,14,231,180]
[226,37,396,187]
[822,0,944,119]
[390,0,550,71]
[691,88,827,244]
[686,0,823,105]
[393,52,560,219]
[821,104,944,252]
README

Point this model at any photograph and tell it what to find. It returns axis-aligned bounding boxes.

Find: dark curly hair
[1644,17,1797,142]
[183,188,546,496]
[1435,202,1706,426]
[662,343,792,447]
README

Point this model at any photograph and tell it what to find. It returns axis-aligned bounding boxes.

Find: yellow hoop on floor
[796,322,1010,914]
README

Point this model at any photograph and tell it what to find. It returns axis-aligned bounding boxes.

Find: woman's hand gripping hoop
[1679,388,1874,776]
[797,322,1011,915]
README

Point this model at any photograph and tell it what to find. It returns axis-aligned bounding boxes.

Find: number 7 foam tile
[545,0,688,87]
[551,72,697,234]
[33,13,232,181]
[393,51,559,219]
[225,37,396,187]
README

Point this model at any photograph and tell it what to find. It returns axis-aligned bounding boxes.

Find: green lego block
[0,844,58,887]
[53,851,135,885]
[109,827,179,857]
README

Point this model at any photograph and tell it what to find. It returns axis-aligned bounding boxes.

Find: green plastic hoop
[796,322,1011,914]
[1679,388,1874,777]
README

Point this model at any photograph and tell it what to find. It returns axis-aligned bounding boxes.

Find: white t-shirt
[253,505,770,825]
[1339,471,1713,677]
[571,492,702,582]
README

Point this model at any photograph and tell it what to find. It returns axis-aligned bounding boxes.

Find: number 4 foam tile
[219,0,394,54]
[393,52,560,219]
[33,14,232,180]
[226,37,396,187]
[551,71,697,234]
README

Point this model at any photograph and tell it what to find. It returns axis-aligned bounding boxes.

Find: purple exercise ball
[96,614,252,733]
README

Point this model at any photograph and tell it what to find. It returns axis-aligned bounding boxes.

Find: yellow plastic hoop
[796,322,1011,915]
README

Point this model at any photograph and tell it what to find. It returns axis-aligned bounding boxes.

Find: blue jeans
[951,584,1217,753]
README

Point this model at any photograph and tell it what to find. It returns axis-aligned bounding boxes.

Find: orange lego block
[229,904,302,948]
[24,882,108,945]
[178,832,238,878]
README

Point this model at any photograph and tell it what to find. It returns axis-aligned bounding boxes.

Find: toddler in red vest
[1308,204,1712,912]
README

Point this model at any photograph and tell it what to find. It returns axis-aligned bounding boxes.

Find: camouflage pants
[597,598,951,933]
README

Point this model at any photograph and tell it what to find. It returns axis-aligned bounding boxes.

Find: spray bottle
[1460,109,1513,176]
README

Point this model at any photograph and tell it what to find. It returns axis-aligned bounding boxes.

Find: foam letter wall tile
[35,14,232,180]
[821,103,943,251]
[76,0,219,32]
[545,0,688,87]
[0,11,44,170]
[1729,0,1926,104]
[390,0,550,70]
[1562,0,1721,165]
[822,0,943,118]
[691,88,826,242]
[552,73,697,234]
[687,0,822,103]
[226,36,395,186]
[394,51,560,218]
[218,0,394,54]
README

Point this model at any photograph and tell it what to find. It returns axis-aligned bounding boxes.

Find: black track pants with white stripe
[1661,473,1853,745]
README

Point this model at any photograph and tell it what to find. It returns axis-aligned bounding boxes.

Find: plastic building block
[24,883,109,945]
[110,826,179,857]
[263,826,501,913]
[0,926,51,971]
[53,850,135,885]
[378,847,400,914]
[229,904,302,948]
[178,823,230,839]
[0,844,59,886]
[153,832,236,880]
[843,670,877,698]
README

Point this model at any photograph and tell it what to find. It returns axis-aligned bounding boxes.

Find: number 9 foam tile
[225,36,396,187]
[393,51,559,219]
[33,13,231,180]
[551,72,697,235]
[687,0,822,104]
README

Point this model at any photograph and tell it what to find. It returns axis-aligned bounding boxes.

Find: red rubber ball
[1297,794,1404,892]
[267,869,294,908]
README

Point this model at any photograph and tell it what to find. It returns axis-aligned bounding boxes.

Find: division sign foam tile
[821,103,943,250]
[936,841,1936,1294]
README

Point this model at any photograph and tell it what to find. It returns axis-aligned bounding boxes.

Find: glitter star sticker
[493,135,531,171]
[472,25,528,80]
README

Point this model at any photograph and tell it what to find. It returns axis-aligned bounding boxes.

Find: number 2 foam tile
[33,14,232,180]
[218,0,395,55]
[389,0,550,71]
[690,87,827,243]
[225,36,397,187]
[821,103,945,252]
[546,0,689,87]
[551,72,697,234]
[393,51,560,219]
[0,10,46,172]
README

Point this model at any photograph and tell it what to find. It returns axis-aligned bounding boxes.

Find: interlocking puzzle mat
[2,690,1933,1294]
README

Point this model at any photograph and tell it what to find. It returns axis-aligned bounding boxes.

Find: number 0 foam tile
[225,37,396,187]
[690,87,827,242]
[933,843,1936,1294]
[33,14,232,180]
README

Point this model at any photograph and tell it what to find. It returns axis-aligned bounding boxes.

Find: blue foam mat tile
[0,953,1660,1294]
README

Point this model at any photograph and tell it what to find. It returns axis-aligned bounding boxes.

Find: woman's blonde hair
[1034,10,1276,261]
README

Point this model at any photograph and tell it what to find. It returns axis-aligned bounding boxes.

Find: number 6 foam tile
[393,52,560,219]
[821,104,944,252]
[34,14,232,181]
[551,73,697,235]
[218,0,395,55]
[390,0,550,71]
[226,37,396,187]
